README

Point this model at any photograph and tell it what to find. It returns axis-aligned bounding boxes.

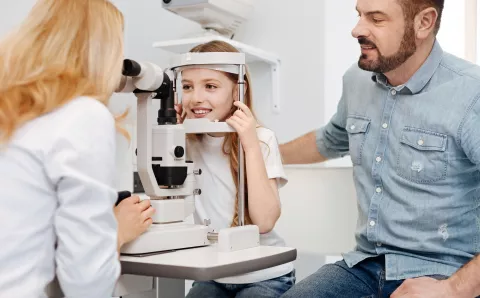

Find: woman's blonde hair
[0,0,125,143]
[188,40,255,227]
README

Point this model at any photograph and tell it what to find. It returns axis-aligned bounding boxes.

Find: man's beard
[358,22,416,73]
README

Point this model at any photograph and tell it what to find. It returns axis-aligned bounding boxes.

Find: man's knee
[281,263,346,298]
[281,261,373,298]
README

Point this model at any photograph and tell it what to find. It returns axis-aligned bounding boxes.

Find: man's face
[352,0,417,73]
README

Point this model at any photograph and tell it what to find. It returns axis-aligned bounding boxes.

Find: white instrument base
[150,198,194,224]
[120,223,211,255]
[218,225,260,252]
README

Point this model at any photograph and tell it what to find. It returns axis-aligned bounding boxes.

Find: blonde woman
[0,0,153,296]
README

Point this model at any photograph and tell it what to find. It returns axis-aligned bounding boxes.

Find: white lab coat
[0,97,120,297]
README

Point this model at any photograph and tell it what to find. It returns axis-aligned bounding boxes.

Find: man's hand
[114,196,155,248]
[391,277,460,298]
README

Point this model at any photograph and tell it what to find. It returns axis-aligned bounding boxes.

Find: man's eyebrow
[356,7,388,17]
[365,10,388,17]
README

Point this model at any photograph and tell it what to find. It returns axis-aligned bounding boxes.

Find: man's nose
[351,19,369,39]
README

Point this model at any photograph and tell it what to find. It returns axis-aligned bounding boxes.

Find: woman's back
[0,97,120,297]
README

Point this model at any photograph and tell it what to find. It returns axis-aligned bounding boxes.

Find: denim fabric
[281,256,453,298]
[185,271,295,298]
[316,40,480,280]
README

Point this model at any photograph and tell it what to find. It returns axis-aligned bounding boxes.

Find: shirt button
[377,242,382,247]
[382,123,388,129]
[376,187,382,193]
[370,220,376,227]
[376,156,382,163]
[417,139,424,146]
[350,125,356,130]
[391,89,397,95]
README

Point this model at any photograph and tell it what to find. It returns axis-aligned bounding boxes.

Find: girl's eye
[206,84,217,90]
[183,85,192,91]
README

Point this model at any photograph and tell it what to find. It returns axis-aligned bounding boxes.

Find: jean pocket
[346,116,371,165]
[396,127,448,184]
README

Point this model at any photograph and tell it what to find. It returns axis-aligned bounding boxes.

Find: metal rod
[238,65,245,226]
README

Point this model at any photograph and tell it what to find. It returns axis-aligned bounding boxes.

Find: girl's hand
[226,101,259,153]
[175,104,184,124]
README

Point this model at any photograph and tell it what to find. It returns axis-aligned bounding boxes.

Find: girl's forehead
[181,68,229,80]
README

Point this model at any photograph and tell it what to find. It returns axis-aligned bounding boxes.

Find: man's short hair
[398,0,445,35]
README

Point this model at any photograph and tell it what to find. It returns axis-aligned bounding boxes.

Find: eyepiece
[122,59,142,77]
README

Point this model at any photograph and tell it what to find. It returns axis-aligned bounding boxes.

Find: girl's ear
[233,85,239,102]
[232,82,248,101]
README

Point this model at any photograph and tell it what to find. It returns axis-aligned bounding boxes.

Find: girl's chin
[187,114,222,121]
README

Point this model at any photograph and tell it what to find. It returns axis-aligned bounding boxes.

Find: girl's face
[181,68,237,122]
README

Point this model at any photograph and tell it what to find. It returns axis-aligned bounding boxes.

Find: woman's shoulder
[50,96,115,133]
[61,96,113,122]
[11,97,114,156]
[45,96,114,141]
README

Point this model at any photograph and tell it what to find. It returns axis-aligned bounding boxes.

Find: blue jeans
[281,256,449,298]
[186,271,296,298]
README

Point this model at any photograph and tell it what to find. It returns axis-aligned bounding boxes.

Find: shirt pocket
[346,116,371,165]
[395,127,448,184]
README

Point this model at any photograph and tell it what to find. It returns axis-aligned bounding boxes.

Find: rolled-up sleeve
[316,83,350,159]
[45,99,120,297]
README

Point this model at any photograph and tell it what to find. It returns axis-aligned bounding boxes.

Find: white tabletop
[120,244,297,280]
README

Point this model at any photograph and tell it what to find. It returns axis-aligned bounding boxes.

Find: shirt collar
[371,39,443,94]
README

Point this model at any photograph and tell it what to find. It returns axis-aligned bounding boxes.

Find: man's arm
[452,100,480,297]
[280,92,350,165]
[279,131,327,165]
[391,255,480,298]
[448,255,480,297]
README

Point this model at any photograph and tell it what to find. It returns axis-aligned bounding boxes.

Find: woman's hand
[114,196,155,248]
[226,101,259,153]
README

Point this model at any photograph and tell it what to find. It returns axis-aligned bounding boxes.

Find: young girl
[179,40,295,298]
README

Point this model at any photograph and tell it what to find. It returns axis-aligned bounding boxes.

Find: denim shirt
[316,40,480,280]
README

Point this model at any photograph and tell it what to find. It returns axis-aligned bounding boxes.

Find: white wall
[234,0,325,143]
[0,0,36,36]
[438,0,467,60]
[276,167,358,280]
